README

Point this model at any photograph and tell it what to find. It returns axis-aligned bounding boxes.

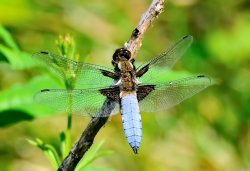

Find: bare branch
[58,1,165,170]
[125,0,165,59]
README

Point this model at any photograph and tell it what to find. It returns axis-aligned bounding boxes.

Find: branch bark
[58,0,165,170]
[125,0,165,59]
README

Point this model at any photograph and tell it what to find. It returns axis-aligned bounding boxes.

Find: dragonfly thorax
[118,61,133,72]
[115,60,137,91]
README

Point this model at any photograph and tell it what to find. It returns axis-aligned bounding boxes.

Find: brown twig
[125,0,165,59]
[58,0,165,170]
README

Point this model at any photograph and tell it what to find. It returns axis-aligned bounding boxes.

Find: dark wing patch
[136,85,155,101]
[99,87,120,101]
[136,64,149,78]
[100,69,120,80]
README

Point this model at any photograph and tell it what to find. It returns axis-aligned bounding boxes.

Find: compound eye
[122,49,131,60]
[113,48,131,61]
[113,48,121,61]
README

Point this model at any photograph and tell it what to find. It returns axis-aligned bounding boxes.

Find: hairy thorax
[119,61,136,91]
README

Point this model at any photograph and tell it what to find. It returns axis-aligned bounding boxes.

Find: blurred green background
[1,0,250,170]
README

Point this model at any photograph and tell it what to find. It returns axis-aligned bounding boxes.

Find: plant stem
[63,112,72,158]
[64,93,73,158]
[57,34,76,158]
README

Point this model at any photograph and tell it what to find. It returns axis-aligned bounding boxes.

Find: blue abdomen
[121,93,142,154]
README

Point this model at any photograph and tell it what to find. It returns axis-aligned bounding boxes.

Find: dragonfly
[33,35,211,154]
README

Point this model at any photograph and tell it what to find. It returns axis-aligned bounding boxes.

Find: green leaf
[0,44,36,69]
[27,138,61,170]
[0,75,61,118]
[0,109,33,127]
[0,26,36,69]
[75,140,113,171]
[0,25,19,51]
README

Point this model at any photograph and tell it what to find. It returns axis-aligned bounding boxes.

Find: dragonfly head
[112,48,131,65]
[112,48,136,73]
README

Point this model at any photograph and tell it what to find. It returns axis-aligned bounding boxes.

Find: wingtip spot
[40,51,49,54]
[197,75,205,78]
[183,35,193,41]
[197,75,213,85]
[41,89,50,92]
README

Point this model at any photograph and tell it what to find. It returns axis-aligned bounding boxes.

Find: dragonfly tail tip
[132,146,139,154]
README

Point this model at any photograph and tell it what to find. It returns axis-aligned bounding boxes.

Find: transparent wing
[34,88,120,117]
[136,35,193,83]
[138,75,211,112]
[33,52,116,88]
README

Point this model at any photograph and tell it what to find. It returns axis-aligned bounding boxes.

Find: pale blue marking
[121,93,142,154]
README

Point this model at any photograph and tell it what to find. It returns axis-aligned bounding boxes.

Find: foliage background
[0,0,250,170]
